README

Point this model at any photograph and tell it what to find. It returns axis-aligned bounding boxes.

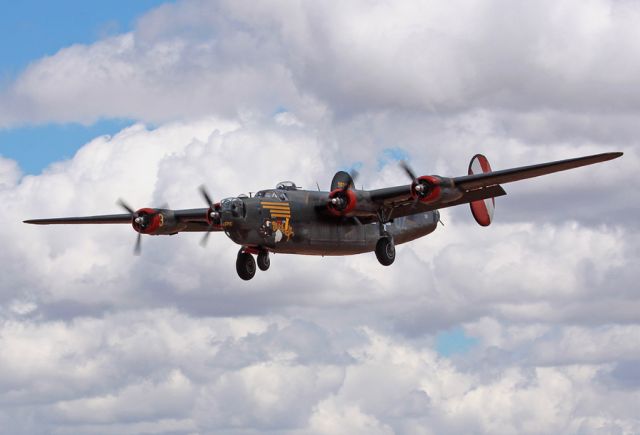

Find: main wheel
[375,237,395,266]
[236,252,256,280]
[257,251,270,271]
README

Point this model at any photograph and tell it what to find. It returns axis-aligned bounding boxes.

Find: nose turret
[220,197,246,219]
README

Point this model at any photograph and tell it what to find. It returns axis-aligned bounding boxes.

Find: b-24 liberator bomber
[25,152,622,280]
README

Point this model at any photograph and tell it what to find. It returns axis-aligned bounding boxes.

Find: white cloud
[1,0,639,433]
[1,313,638,434]
[3,0,640,129]
[0,156,20,189]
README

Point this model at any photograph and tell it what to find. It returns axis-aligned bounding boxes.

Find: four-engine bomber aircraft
[25,152,622,280]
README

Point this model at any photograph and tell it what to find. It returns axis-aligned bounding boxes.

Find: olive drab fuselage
[220,188,439,256]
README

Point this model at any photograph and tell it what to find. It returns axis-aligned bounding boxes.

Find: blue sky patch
[377,147,410,169]
[0,1,167,175]
[0,119,133,174]
[435,327,479,357]
[0,0,168,79]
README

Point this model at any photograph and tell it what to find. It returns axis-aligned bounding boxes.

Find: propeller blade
[134,232,142,256]
[400,161,417,182]
[117,198,136,215]
[350,169,359,186]
[199,185,214,207]
[200,225,214,247]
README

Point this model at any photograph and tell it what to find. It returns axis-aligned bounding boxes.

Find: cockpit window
[255,190,287,200]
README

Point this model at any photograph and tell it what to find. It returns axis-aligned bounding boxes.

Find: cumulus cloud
[0,113,637,433]
[3,0,640,129]
[1,0,639,433]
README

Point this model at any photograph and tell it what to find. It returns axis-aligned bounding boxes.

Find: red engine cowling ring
[327,188,357,216]
[132,208,163,234]
[206,203,222,226]
[411,175,442,203]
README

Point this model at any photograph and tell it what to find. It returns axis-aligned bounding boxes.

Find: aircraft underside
[240,211,440,256]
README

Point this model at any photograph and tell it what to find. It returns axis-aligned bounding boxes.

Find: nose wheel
[236,250,257,280]
[375,236,395,266]
[236,248,271,280]
[257,251,270,271]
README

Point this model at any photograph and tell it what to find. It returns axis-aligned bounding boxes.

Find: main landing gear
[375,212,395,266]
[375,236,395,266]
[236,248,270,280]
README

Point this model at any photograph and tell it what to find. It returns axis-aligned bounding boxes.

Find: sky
[1,1,639,434]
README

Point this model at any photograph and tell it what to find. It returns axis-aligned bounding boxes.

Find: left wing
[366,152,622,220]
[385,184,506,220]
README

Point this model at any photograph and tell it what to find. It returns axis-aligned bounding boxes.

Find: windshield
[255,190,288,201]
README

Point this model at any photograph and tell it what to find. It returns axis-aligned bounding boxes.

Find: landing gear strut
[375,209,395,266]
[375,236,395,266]
[257,251,270,271]
[236,249,256,280]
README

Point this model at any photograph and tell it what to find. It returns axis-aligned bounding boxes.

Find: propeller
[400,160,417,182]
[399,160,434,207]
[400,160,428,198]
[117,198,145,255]
[199,185,220,247]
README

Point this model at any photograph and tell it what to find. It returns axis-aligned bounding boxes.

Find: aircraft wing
[451,152,622,191]
[367,152,622,218]
[386,184,507,219]
[24,213,132,225]
[24,208,211,229]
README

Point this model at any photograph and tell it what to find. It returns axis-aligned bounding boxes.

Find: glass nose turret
[220,197,246,218]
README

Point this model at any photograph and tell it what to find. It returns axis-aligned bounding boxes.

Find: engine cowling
[131,208,164,234]
[206,203,222,227]
[327,188,357,216]
[410,175,442,203]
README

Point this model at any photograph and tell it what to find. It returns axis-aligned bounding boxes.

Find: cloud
[3,0,640,129]
[1,312,639,434]
[0,113,636,433]
[1,0,639,433]
[0,156,20,188]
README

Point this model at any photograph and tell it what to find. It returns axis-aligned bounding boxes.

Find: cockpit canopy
[254,190,288,201]
[275,181,297,191]
[254,181,296,200]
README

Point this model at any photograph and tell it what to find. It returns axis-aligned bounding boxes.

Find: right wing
[24,214,132,225]
[24,208,214,232]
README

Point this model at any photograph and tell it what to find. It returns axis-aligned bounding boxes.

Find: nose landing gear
[236,250,256,280]
[257,251,270,271]
[236,248,271,280]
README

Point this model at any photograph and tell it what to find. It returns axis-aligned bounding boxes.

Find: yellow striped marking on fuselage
[260,202,291,218]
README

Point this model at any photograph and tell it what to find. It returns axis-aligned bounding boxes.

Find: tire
[257,251,270,271]
[375,237,395,266]
[236,252,256,280]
